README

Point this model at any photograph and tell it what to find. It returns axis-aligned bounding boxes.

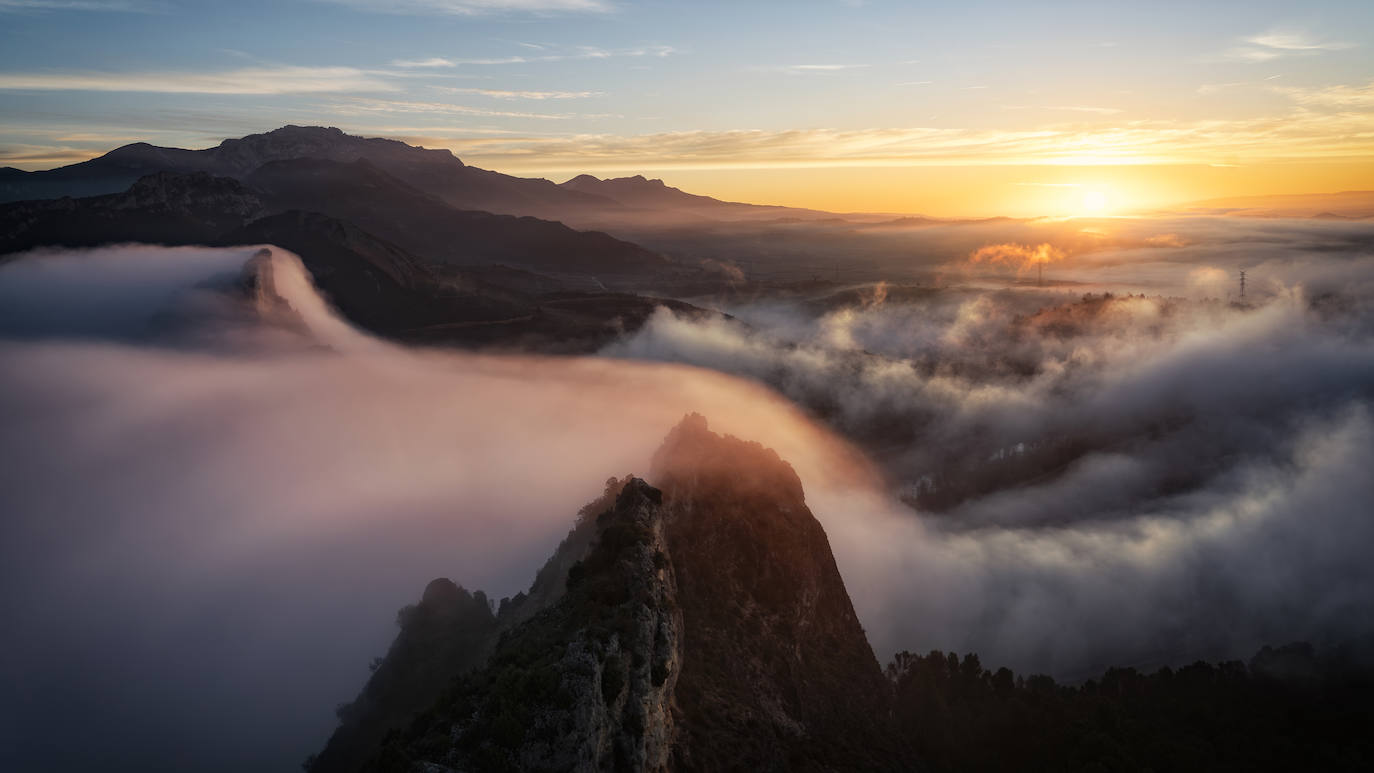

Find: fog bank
[3,232,1373,770]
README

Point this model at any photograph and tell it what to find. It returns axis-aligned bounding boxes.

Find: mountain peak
[651,412,806,507]
[217,125,347,147]
[312,418,898,771]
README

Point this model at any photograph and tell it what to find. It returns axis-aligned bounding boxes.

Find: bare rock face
[314,416,899,772]
[651,415,899,772]
[0,172,263,256]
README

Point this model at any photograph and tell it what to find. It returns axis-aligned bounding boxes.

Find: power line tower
[1239,270,1246,301]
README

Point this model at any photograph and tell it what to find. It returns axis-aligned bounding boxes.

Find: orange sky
[613,161,1374,217]
[2,1,1372,218]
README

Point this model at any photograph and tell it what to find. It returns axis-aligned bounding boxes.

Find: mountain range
[0,125,825,226]
[0,127,750,350]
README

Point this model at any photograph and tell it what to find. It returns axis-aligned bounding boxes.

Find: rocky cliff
[311,416,901,772]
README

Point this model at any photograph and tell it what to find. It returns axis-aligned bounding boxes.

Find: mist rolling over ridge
[4,0,1374,765]
[4,211,1374,770]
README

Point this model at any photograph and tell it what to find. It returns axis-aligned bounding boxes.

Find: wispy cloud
[1274,80,1374,108]
[0,66,395,94]
[316,0,611,16]
[406,108,1374,172]
[390,57,458,68]
[439,86,602,99]
[1221,28,1353,63]
[0,141,105,166]
[1247,30,1352,51]
[0,0,157,11]
[1004,105,1124,115]
[329,96,581,119]
[399,44,674,67]
[765,63,870,74]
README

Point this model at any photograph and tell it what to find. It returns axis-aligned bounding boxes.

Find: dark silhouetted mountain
[310,478,631,773]
[309,579,500,773]
[0,171,265,253]
[0,126,621,220]
[311,416,902,772]
[0,171,716,349]
[886,642,1374,772]
[0,126,847,228]
[562,174,741,212]
[243,158,671,275]
[559,173,841,225]
[215,211,533,333]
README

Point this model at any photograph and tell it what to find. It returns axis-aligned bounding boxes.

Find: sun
[1081,190,1108,214]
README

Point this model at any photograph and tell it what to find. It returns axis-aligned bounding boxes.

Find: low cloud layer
[3,226,1373,770]
[0,245,863,772]
[605,215,1374,674]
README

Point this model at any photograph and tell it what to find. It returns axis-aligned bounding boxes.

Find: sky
[0,0,1372,216]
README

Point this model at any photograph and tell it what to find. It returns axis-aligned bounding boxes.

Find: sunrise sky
[1,0,1371,216]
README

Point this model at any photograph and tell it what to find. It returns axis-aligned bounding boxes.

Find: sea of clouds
[2,217,1372,771]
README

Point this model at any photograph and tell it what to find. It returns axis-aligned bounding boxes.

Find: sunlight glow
[1082,190,1108,214]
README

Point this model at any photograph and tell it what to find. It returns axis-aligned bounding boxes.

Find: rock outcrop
[311,416,902,772]
[652,415,899,772]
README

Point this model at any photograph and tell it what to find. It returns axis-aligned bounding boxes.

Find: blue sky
[1,0,1371,213]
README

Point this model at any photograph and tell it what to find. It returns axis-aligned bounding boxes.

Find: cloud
[599,214,1374,676]
[0,141,105,166]
[0,66,395,94]
[6,218,1374,768]
[327,97,581,120]
[425,108,1374,173]
[967,242,1065,274]
[1275,80,1374,109]
[1221,29,1354,63]
[1003,105,1124,115]
[441,86,603,99]
[0,243,860,772]
[317,0,612,15]
[771,63,870,74]
[390,56,458,68]
[1221,47,1284,63]
[0,0,156,11]
[401,44,674,67]
[1246,30,1353,52]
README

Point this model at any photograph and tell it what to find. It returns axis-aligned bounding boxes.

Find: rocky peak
[312,417,898,772]
[651,412,806,508]
[651,415,897,770]
[209,125,464,176]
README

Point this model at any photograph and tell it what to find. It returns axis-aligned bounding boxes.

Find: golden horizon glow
[1081,190,1109,215]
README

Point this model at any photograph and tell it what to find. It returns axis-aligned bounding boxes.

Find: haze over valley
[2,2,1373,771]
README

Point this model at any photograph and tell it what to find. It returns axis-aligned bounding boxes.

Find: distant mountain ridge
[558,173,834,222]
[0,125,859,227]
[0,169,719,349]
[0,126,622,220]
[1178,190,1374,220]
